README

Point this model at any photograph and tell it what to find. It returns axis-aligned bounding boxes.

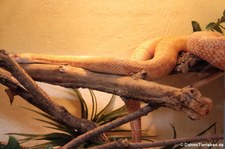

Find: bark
[19,63,212,120]
[88,134,223,149]
[0,51,107,143]
[62,104,159,149]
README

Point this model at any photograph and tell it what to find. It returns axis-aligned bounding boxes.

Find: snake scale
[12,31,225,142]
[13,31,225,79]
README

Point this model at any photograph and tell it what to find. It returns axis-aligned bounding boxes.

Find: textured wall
[0,0,224,144]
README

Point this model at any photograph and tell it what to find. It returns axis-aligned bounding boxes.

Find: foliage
[6,89,132,148]
[73,89,128,125]
[0,136,21,149]
[192,10,225,33]
[4,72,221,147]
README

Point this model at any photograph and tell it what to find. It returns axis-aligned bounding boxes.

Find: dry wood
[88,134,223,149]
[18,63,212,120]
[61,104,160,149]
[0,51,107,143]
[0,50,218,148]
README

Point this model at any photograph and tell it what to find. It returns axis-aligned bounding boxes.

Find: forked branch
[0,50,107,143]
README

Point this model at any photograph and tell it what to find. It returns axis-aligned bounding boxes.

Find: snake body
[13,31,225,81]
[12,31,225,142]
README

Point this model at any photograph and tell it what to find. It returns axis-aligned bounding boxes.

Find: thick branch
[0,50,218,146]
[0,68,98,134]
[88,134,223,149]
[0,51,107,142]
[18,63,212,120]
[62,104,160,149]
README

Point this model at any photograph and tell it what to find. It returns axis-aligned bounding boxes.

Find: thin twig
[88,134,223,149]
[61,104,160,149]
[189,71,224,88]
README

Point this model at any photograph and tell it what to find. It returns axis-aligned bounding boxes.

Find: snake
[11,31,225,142]
[12,31,225,80]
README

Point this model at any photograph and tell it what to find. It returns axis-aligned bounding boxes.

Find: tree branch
[0,51,107,143]
[17,63,212,120]
[0,50,220,147]
[189,71,224,88]
[61,104,160,149]
[88,134,223,149]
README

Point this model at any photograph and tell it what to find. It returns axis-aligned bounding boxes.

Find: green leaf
[206,22,217,30]
[7,132,73,147]
[3,136,20,149]
[29,142,54,149]
[110,129,131,132]
[44,144,54,149]
[6,133,46,143]
[213,25,223,33]
[206,22,223,33]
[93,95,116,122]
[34,118,66,129]
[42,132,73,142]
[6,132,43,137]
[191,21,202,32]
[33,118,75,136]
[172,123,217,149]
[220,16,225,23]
[21,107,77,137]
[171,123,177,139]
[97,106,127,125]
[43,125,77,137]
[89,89,97,121]
[74,89,88,119]
[161,124,177,149]
[196,122,216,136]
[21,107,54,121]
[219,25,225,29]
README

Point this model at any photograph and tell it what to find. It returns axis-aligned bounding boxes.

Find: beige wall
[0,0,224,144]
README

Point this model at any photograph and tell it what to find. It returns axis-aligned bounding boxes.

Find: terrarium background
[0,0,224,144]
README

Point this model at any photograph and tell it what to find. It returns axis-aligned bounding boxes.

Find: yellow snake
[12,31,225,142]
[12,31,225,80]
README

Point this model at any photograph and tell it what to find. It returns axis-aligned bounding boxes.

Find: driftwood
[87,134,223,149]
[19,63,212,120]
[0,50,223,148]
[0,68,97,133]
[0,51,107,143]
